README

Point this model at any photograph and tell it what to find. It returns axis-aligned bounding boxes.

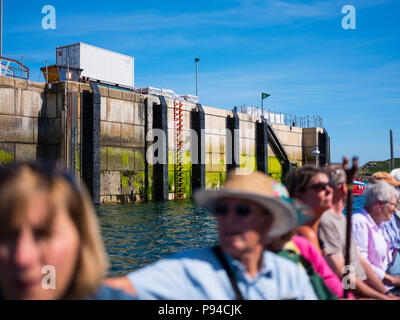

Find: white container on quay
[56,42,134,89]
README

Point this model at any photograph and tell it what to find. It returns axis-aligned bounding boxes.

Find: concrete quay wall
[0,76,63,165]
[0,77,328,203]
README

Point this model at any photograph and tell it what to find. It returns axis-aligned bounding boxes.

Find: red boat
[353,180,366,196]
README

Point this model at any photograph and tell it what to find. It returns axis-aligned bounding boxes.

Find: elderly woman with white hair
[352,181,400,295]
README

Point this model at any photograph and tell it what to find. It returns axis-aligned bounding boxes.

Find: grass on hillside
[359,158,400,175]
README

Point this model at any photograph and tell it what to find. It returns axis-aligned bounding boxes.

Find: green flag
[262,93,271,100]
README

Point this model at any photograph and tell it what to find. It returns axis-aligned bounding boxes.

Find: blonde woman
[0,162,133,300]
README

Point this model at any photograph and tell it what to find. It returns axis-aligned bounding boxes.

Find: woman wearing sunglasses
[283,167,333,252]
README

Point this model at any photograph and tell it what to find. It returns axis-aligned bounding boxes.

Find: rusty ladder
[174,101,184,199]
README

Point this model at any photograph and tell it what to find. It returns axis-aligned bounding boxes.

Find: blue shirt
[88,285,137,300]
[127,247,317,300]
[383,212,400,250]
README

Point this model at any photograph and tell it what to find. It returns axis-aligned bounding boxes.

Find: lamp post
[195,57,200,97]
[312,149,320,168]
[390,129,394,171]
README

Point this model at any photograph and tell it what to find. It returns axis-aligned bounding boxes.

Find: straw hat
[193,169,297,237]
[370,171,400,187]
[390,169,400,183]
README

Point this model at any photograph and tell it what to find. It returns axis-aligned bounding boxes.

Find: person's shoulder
[264,251,303,273]
[142,247,216,271]
[320,209,338,222]
[296,225,317,241]
[171,246,215,261]
[263,251,317,300]
[296,225,313,234]
[129,247,216,278]
[292,235,316,254]
[88,285,137,300]
[265,251,312,285]
[292,235,309,247]
[352,212,368,224]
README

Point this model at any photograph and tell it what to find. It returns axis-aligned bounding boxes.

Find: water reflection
[97,200,218,277]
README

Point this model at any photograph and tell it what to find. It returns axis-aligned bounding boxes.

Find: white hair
[390,168,400,183]
[364,181,399,209]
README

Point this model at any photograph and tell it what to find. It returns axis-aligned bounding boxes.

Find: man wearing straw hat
[105,169,317,299]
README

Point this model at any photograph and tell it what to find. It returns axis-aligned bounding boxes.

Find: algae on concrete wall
[268,156,282,182]
[100,146,146,202]
[239,154,256,172]
[120,170,146,202]
[205,172,226,190]
[168,149,192,199]
[0,149,14,165]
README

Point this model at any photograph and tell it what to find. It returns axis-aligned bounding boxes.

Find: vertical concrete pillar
[144,95,159,201]
[70,92,79,179]
[326,134,330,165]
[318,129,330,167]
[60,84,67,167]
[80,82,100,204]
[191,103,205,192]
[61,83,79,178]
[226,107,240,172]
[152,95,169,201]
[256,116,268,174]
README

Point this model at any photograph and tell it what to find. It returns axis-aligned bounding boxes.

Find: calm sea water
[97,200,218,277]
[97,196,366,277]
[344,195,365,216]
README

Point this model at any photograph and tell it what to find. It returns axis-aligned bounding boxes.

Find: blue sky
[2,0,400,164]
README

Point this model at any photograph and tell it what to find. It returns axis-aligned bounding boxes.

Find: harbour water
[98,196,365,277]
[97,200,218,277]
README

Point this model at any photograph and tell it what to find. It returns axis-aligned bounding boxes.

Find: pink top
[292,235,345,298]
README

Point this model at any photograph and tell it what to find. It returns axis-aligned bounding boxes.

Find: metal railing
[244,106,323,128]
[133,86,199,104]
[0,56,29,80]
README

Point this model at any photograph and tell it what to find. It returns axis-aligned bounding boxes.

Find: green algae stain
[221,172,227,185]
[121,173,130,190]
[182,151,192,172]
[75,151,80,171]
[206,172,224,190]
[183,171,192,198]
[121,151,129,168]
[0,150,14,165]
[240,154,256,171]
[168,171,175,193]
[268,156,282,182]
[133,172,145,194]
[146,167,153,201]
[134,150,145,171]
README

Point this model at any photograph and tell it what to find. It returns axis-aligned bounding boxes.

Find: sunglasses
[213,203,252,217]
[302,182,333,193]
